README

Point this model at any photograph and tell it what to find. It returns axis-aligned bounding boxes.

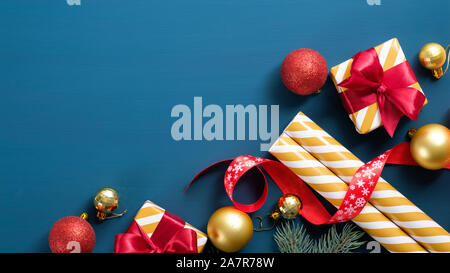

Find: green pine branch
[274,221,366,253]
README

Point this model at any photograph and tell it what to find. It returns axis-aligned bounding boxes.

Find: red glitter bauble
[280,48,328,95]
[48,216,96,253]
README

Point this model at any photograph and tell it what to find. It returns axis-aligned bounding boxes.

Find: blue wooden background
[0,0,448,253]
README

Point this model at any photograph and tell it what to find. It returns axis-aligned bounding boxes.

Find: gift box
[270,111,450,253]
[330,38,427,136]
[115,200,207,253]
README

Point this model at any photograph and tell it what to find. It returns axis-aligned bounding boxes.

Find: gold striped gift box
[269,133,428,253]
[330,38,426,134]
[283,112,450,253]
[134,200,208,253]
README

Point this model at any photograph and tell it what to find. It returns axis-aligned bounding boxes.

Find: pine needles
[274,221,366,253]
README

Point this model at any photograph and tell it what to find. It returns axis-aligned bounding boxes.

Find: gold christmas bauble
[419,43,446,70]
[419,43,447,78]
[207,206,253,252]
[94,187,119,219]
[410,124,450,170]
[277,194,302,220]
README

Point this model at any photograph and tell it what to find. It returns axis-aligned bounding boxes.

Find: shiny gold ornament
[277,194,302,220]
[418,43,449,79]
[410,124,450,170]
[207,206,253,252]
[94,187,127,221]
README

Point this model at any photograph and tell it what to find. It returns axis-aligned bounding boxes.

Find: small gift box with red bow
[330,38,427,137]
[114,200,207,253]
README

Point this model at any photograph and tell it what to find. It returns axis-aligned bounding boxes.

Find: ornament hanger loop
[252,214,276,232]
[443,44,450,76]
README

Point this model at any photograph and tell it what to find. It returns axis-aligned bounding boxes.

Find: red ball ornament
[48,215,96,253]
[280,48,328,95]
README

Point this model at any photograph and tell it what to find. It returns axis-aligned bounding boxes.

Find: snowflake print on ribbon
[361,187,370,196]
[371,160,383,169]
[356,179,365,188]
[362,167,376,180]
[226,173,232,181]
[328,146,391,223]
[233,162,243,173]
[244,160,256,167]
[355,197,366,208]
[187,139,404,227]
[344,204,357,216]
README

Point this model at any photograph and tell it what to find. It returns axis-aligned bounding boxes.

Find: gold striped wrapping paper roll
[283,112,450,252]
[329,38,426,134]
[269,133,427,253]
[134,200,208,253]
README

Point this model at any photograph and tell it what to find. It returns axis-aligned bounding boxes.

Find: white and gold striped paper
[270,133,428,253]
[282,112,450,253]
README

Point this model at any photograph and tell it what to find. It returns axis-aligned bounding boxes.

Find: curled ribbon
[338,48,426,137]
[187,149,395,224]
[114,210,197,253]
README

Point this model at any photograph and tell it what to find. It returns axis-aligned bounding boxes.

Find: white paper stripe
[374,205,423,214]
[334,59,351,85]
[337,175,353,183]
[371,235,424,245]
[280,160,325,168]
[292,114,313,123]
[359,205,382,214]
[184,224,205,236]
[352,220,407,230]
[355,107,368,130]
[301,145,350,153]
[369,109,382,132]
[284,130,331,138]
[142,201,165,211]
[320,160,364,168]
[197,237,208,246]
[135,213,164,226]
[316,190,347,199]
[297,174,346,184]
[370,190,405,199]
[377,38,394,66]
[269,144,304,153]
[410,235,450,244]
[393,220,442,229]
[393,43,405,66]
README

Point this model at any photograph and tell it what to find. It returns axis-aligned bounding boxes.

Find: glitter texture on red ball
[48,216,96,253]
[280,48,328,95]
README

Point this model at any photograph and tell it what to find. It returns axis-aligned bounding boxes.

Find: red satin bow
[114,211,198,253]
[338,48,426,137]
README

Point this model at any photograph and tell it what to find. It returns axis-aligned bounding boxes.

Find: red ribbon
[114,210,198,253]
[338,48,426,137]
[187,143,449,224]
[187,151,393,224]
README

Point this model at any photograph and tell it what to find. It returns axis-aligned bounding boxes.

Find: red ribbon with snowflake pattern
[186,140,449,224]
